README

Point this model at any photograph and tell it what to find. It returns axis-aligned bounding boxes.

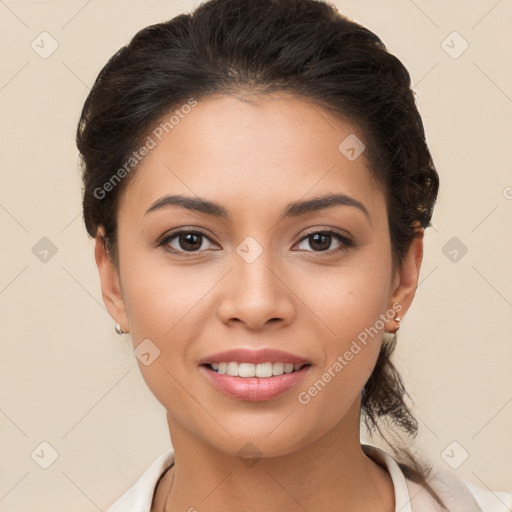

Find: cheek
[121,252,212,340]
[120,265,199,413]
[119,251,218,400]
[295,241,393,398]
[292,284,391,440]
[300,240,393,341]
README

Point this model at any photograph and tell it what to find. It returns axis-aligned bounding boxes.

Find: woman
[76,0,511,510]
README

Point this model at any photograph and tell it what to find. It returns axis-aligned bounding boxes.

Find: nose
[216,248,295,331]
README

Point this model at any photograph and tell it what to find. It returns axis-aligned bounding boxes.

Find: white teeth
[255,362,272,377]
[209,361,305,377]
[273,362,284,375]
[227,362,239,376]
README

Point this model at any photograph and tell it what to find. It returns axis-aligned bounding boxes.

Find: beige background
[1,0,511,510]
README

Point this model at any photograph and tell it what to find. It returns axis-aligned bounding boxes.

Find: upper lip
[199,348,311,366]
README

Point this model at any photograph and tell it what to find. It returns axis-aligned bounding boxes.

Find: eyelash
[157,228,353,257]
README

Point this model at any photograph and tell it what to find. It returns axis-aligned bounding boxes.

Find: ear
[94,229,130,333]
[385,226,424,332]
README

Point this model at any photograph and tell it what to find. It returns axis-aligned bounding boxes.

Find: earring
[387,315,401,334]
[115,323,125,335]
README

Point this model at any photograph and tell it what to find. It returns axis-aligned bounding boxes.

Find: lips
[199,347,311,366]
[199,363,312,401]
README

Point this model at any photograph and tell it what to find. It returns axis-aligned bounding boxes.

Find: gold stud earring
[115,323,125,335]
[387,315,401,334]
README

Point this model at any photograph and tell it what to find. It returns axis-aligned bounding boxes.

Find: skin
[95,93,423,512]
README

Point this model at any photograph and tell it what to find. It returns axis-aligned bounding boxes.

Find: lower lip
[199,364,312,402]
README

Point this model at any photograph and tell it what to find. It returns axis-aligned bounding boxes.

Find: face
[96,93,422,458]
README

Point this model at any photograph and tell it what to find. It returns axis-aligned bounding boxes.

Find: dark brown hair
[77,0,443,506]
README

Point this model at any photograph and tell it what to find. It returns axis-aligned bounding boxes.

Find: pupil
[311,233,330,251]
[181,233,202,251]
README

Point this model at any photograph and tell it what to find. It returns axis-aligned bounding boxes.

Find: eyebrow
[144,193,371,223]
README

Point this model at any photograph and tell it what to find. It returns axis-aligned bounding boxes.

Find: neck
[156,400,395,512]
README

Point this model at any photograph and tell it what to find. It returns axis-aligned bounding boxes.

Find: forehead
[118,93,386,223]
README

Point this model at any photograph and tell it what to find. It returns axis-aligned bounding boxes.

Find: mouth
[199,362,312,401]
[201,361,311,378]
[198,348,312,400]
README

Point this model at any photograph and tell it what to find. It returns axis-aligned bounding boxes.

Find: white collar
[361,443,414,511]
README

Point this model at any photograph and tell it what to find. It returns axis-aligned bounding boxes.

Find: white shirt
[107,443,511,511]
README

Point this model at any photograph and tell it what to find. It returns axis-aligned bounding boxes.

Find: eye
[157,228,352,256]
[158,229,218,255]
[293,230,352,253]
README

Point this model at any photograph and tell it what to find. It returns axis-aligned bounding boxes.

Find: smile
[205,361,309,377]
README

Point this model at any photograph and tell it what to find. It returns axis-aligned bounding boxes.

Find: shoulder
[361,443,511,512]
[405,466,512,512]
